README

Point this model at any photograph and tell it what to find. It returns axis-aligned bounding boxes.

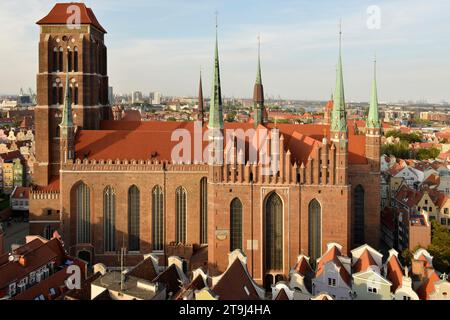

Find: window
[73,47,78,72]
[175,187,187,244]
[52,47,58,72]
[354,185,365,245]
[441,218,447,225]
[128,185,140,251]
[58,85,63,104]
[76,183,90,244]
[104,186,116,252]
[425,199,428,204]
[445,208,449,215]
[403,296,411,300]
[265,193,283,271]
[152,186,164,251]
[368,286,378,294]
[309,199,322,262]
[200,177,208,245]
[58,47,63,72]
[328,278,336,287]
[67,49,72,72]
[230,198,243,251]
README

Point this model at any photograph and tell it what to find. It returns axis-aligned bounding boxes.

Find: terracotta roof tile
[386,255,403,292]
[316,246,351,287]
[353,249,377,273]
[274,288,290,300]
[36,3,107,33]
[417,271,440,300]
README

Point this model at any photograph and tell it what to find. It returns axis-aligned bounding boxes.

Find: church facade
[30,3,381,287]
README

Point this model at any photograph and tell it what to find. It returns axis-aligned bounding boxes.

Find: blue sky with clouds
[1,0,450,102]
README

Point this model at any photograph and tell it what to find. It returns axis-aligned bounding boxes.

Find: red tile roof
[353,249,377,273]
[294,256,313,277]
[11,187,30,200]
[316,246,351,287]
[274,288,290,300]
[36,3,107,33]
[417,271,440,300]
[213,258,261,300]
[74,120,368,165]
[385,254,403,292]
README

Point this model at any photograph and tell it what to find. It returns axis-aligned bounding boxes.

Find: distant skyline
[1,0,450,103]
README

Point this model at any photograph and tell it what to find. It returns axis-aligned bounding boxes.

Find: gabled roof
[175,274,206,300]
[212,258,261,300]
[385,252,404,292]
[353,249,378,273]
[126,256,158,282]
[152,264,182,299]
[36,3,107,33]
[274,288,290,300]
[417,271,441,300]
[316,245,351,287]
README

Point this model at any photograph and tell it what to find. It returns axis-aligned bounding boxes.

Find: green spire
[60,69,73,129]
[208,15,223,130]
[331,22,347,134]
[256,36,262,85]
[367,57,380,129]
[253,36,265,126]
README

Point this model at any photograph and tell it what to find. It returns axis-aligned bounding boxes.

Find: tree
[416,147,440,160]
[428,220,450,273]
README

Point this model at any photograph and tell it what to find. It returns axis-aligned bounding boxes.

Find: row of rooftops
[56,243,448,301]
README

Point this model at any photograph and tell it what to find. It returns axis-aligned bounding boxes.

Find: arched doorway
[265,192,283,273]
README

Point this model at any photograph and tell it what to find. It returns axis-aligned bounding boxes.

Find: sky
[1,0,450,103]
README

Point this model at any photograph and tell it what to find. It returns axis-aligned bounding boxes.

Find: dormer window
[328,278,336,287]
[368,286,378,294]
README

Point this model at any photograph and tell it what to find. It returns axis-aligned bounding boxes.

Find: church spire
[208,14,223,130]
[197,69,204,123]
[367,57,380,129]
[60,67,73,130]
[331,22,347,136]
[253,36,265,126]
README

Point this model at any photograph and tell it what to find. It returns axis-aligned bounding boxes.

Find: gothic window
[67,48,72,72]
[76,183,90,244]
[73,47,79,72]
[265,193,283,271]
[52,83,58,105]
[58,84,63,105]
[58,47,63,72]
[175,187,187,244]
[152,186,164,251]
[230,198,242,251]
[354,185,365,245]
[52,47,58,72]
[128,185,140,251]
[103,186,116,252]
[200,177,208,245]
[308,199,322,262]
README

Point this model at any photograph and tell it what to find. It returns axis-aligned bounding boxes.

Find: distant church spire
[331,21,348,137]
[253,35,265,127]
[367,56,380,129]
[208,13,223,130]
[197,69,204,123]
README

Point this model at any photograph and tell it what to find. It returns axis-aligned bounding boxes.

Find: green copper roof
[256,37,262,85]
[208,24,223,130]
[331,27,347,134]
[367,59,381,129]
[60,70,73,128]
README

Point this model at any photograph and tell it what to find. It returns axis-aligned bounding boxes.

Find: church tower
[59,69,75,164]
[34,3,111,186]
[365,58,381,173]
[330,25,348,185]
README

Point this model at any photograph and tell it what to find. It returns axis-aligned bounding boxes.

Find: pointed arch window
[354,185,365,245]
[52,82,58,105]
[152,186,164,251]
[265,193,283,271]
[58,47,64,72]
[308,199,322,262]
[200,177,208,245]
[104,186,116,252]
[52,47,58,72]
[230,198,243,251]
[76,183,90,244]
[128,185,140,251]
[175,187,187,244]
[73,47,79,72]
[67,48,72,72]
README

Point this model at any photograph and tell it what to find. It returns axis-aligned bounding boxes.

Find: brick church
[30,3,381,287]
